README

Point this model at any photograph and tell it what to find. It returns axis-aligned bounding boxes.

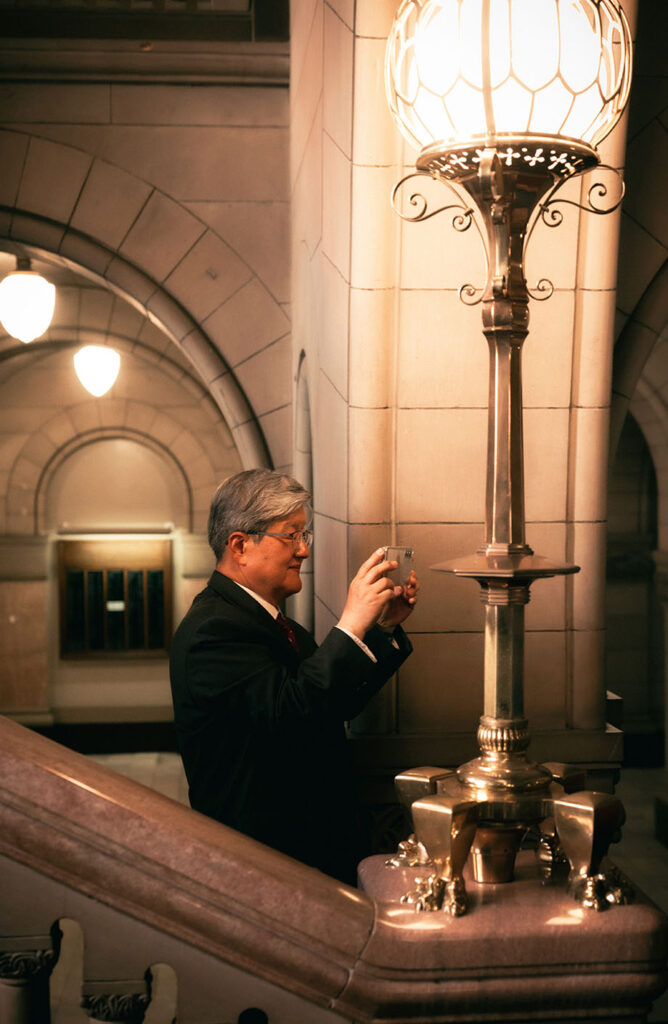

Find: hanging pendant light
[74,345,121,397]
[0,256,56,343]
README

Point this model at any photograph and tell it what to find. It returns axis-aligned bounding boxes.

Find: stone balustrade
[1,715,667,1023]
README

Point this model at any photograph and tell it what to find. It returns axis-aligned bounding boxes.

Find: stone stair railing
[2,715,668,1023]
[0,915,274,1024]
[0,716,368,1023]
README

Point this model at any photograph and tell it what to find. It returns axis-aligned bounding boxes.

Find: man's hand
[377,567,419,630]
[338,549,419,640]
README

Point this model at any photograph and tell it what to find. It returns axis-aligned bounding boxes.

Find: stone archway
[0,333,240,536]
[0,126,288,470]
[611,261,668,464]
[34,428,195,534]
[607,270,668,766]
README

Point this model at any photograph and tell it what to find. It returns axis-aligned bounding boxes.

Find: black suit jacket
[169,570,412,882]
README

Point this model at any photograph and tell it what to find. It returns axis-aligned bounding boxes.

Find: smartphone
[383,546,415,584]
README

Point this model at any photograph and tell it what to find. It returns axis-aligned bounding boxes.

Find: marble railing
[0,716,373,1022]
[1,715,668,1024]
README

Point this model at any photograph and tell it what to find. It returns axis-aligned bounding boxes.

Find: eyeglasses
[254,529,313,548]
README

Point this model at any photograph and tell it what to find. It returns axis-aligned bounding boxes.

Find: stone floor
[91,750,191,808]
[613,768,668,915]
[90,753,668,1021]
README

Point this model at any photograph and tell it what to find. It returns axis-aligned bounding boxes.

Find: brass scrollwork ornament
[391,172,474,231]
[458,283,484,306]
[521,163,626,290]
[539,164,626,229]
[527,278,554,302]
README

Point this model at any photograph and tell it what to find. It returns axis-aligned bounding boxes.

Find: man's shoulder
[175,571,276,643]
[180,574,245,623]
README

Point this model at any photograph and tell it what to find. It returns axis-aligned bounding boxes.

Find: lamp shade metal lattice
[386,0,632,156]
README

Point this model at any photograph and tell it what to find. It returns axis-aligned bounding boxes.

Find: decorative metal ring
[453,207,474,232]
[587,165,626,214]
[527,278,554,301]
[477,722,530,754]
[539,204,564,228]
[458,283,483,306]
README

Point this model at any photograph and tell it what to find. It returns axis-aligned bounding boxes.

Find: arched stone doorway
[0,135,290,726]
[0,248,248,726]
[606,413,663,765]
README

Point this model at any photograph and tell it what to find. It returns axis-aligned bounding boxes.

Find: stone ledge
[0,715,663,1023]
[0,39,290,85]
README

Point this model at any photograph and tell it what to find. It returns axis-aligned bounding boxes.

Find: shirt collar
[232,580,279,620]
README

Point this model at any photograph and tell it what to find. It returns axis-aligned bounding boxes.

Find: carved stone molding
[0,948,56,981]
[82,991,149,1024]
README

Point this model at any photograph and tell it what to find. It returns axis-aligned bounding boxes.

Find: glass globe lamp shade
[74,346,121,398]
[385,0,632,155]
[0,269,56,343]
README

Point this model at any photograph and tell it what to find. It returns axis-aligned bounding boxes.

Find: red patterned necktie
[276,612,299,653]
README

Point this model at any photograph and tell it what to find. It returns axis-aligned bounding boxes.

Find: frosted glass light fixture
[386,0,632,158]
[0,256,56,343]
[74,346,121,397]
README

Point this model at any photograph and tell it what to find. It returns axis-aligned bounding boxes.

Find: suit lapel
[206,571,303,662]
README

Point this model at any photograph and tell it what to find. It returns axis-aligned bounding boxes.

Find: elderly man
[170,469,418,884]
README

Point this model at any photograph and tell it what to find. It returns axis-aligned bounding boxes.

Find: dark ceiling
[0,0,289,42]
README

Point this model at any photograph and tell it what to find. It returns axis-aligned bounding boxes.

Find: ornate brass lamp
[384,0,634,914]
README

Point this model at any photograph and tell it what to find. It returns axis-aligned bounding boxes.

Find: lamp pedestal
[388,140,627,913]
[431,142,582,802]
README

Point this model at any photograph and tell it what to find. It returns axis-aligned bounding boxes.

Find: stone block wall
[290,0,640,778]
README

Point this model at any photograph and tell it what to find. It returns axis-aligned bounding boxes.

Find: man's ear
[226,531,248,563]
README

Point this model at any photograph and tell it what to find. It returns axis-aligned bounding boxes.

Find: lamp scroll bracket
[392,170,490,307]
[458,283,484,306]
[526,279,554,302]
[391,171,475,232]
[535,164,625,232]
[522,163,625,301]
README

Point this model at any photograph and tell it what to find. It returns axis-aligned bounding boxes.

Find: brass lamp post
[384,0,634,914]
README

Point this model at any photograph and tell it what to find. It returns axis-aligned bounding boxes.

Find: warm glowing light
[0,268,56,342]
[545,908,585,925]
[74,346,121,397]
[386,0,632,152]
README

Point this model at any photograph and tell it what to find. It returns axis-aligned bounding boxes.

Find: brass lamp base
[456,752,552,794]
[388,765,629,916]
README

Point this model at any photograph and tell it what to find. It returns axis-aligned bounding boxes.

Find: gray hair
[208,469,312,560]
